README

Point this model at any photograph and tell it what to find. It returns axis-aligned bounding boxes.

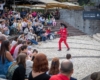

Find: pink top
[13,44,22,59]
[32,12,37,17]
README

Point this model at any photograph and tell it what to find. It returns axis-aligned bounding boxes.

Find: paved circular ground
[32,35,100,80]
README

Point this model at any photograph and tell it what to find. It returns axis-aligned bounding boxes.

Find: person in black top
[12,53,27,80]
[28,53,50,80]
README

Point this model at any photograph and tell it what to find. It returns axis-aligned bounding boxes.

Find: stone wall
[60,9,100,35]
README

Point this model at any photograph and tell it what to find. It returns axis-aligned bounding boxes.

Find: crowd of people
[0,1,99,80]
[0,34,76,80]
[0,7,58,42]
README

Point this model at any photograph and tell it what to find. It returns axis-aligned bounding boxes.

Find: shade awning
[38,0,60,4]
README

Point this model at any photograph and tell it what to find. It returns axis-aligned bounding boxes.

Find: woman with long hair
[0,40,13,77]
[48,57,60,75]
[7,53,27,80]
[28,53,50,80]
[12,53,26,80]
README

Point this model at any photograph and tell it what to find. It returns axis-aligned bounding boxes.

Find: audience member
[48,57,60,76]
[0,34,7,47]
[12,53,27,80]
[66,54,72,62]
[0,40,13,78]
[31,49,38,61]
[13,40,23,59]
[28,53,50,80]
[91,72,100,80]
[49,60,73,80]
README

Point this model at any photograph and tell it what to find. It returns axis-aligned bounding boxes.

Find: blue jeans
[4,30,10,35]
[41,36,46,41]
[30,39,38,45]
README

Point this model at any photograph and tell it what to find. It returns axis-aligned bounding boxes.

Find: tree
[78,0,90,5]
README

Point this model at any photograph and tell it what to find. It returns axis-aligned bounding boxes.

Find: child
[52,17,56,26]
[66,54,72,62]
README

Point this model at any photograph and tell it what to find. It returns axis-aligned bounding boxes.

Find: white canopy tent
[12,0,83,10]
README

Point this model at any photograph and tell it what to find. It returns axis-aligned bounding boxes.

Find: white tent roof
[38,0,60,4]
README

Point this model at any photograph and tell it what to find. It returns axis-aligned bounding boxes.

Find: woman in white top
[26,29,38,45]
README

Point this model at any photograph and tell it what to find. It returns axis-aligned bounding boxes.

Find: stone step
[96,33,100,37]
[93,34,100,42]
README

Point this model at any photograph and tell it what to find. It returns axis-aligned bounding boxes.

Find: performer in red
[57,23,70,51]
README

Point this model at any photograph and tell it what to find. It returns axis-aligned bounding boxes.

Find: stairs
[44,20,86,36]
[93,33,100,42]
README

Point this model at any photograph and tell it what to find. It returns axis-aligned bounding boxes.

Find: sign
[83,11,100,20]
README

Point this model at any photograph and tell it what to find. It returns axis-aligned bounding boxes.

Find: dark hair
[22,41,27,45]
[60,23,67,28]
[14,36,18,41]
[33,53,49,72]
[16,53,27,68]
[31,56,35,61]
[0,40,10,64]
[66,54,71,59]
[17,40,23,45]
[61,60,73,74]
[91,72,98,80]
[20,45,27,51]
[0,36,6,42]
[49,57,59,75]
[33,49,38,53]
[18,45,27,55]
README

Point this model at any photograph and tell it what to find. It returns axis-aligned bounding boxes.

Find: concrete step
[93,34,100,42]
[96,33,100,37]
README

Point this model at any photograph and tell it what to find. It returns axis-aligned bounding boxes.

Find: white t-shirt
[26,60,33,77]
[11,40,17,46]
[21,21,27,28]
[0,3,5,10]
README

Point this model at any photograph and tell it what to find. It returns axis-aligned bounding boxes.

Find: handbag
[6,62,18,80]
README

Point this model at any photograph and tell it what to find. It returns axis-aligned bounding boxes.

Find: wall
[60,9,100,35]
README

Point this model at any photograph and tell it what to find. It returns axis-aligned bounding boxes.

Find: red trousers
[58,38,69,50]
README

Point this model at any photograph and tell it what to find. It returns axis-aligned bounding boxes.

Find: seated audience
[0,35,7,47]
[26,29,38,45]
[18,45,28,55]
[28,53,50,80]
[48,57,60,76]
[49,60,74,80]
[10,40,22,56]
[13,40,24,60]
[52,17,56,26]
[11,36,18,47]
[7,53,27,80]
[0,40,13,78]
[31,49,38,61]
[91,72,100,80]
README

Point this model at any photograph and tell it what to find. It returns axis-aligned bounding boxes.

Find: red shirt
[46,29,51,34]
[10,45,17,55]
[57,28,67,39]
[49,74,70,80]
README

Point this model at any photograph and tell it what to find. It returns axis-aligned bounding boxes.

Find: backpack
[6,62,18,80]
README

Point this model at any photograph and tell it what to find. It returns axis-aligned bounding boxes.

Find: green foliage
[56,0,68,2]
[78,0,90,6]
[87,2,95,6]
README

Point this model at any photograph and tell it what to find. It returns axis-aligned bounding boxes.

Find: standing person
[56,23,70,51]
[0,0,6,15]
